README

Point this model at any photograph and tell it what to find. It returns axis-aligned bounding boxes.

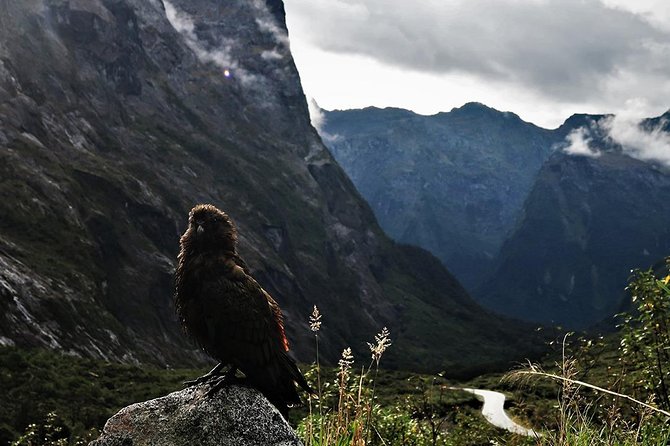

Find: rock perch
[90,384,304,446]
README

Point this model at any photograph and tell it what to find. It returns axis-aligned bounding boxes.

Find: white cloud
[286,0,670,98]
[307,97,341,142]
[562,100,670,166]
[251,0,289,47]
[163,1,259,87]
[261,49,283,61]
[604,115,670,166]
[307,97,325,132]
[163,0,194,35]
[601,0,670,31]
[563,127,601,158]
[287,38,598,128]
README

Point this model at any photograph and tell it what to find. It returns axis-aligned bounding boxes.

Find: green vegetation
[296,362,533,446]
[620,261,670,411]
[0,344,532,445]
[296,307,535,446]
[0,348,204,444]
[295,260,670,445]
[5,259,670,445]
[503,259,670,445]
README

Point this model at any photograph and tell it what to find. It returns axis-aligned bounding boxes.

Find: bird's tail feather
[250,350,314,416]
[280,350,314,396]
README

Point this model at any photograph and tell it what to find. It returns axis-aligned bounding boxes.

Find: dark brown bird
[174,204,311,416]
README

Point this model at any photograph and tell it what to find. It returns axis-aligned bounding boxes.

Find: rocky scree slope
[0,0,535,372]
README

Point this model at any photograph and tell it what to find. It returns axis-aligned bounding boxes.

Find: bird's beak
[196,225,204,235]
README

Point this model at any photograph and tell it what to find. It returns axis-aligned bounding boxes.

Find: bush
[620,260,670,411]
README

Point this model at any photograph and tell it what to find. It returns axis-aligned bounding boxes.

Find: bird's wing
[198,257,312,406]
[227,251,252,275]
[267,292,290,352]
[199,263,289,370]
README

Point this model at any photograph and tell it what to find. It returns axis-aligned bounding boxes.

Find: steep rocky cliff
[0,0,533,372]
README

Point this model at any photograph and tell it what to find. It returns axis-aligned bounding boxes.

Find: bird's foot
[205,368,244,397]
[184,363,225,387]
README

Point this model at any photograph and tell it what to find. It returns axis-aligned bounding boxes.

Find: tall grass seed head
[338,347,354,381]
[309,305,322,332]
[367,327,392,364]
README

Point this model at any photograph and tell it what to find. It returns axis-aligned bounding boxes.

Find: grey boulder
[90,384,303,446]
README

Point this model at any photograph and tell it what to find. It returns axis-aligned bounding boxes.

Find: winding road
[456,388,541,437]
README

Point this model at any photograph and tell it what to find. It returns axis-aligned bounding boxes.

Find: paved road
[459,388,541,437]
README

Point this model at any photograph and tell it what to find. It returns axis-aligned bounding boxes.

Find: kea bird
[175,204,312,416]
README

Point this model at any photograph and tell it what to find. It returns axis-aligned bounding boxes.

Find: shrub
[620,260,670,411]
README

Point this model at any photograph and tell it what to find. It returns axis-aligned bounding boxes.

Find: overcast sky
[283,0,670,128]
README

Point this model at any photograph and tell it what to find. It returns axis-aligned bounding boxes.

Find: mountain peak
[559,113,611,131]
[320,100,558,288]
[442,102,522,122]
[455,101,491,111]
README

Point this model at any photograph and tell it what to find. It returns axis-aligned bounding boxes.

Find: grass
[296,306,539,446]
[296,275,670,446]
[503,332,670,446]
[0,347,205,444]
[0,344,527,445]
[7,336,667,446]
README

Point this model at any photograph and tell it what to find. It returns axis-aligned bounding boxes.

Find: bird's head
[181,204,237,252]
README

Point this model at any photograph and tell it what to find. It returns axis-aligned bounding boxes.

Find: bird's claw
[183,363,225,388]
[204,372,244,397]
[183,375,214,387]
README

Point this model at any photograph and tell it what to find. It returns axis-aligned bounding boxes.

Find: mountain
[322,106,670,329]
[321,103,558,288]
[478,115,670,327]
[0,0,537,373]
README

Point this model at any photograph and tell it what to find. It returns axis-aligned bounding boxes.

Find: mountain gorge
[0,0,536,373]
[479,116,670,327]
[322,107,670,328]
[322,104,558,288]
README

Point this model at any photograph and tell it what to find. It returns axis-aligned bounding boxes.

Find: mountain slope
[321,104,558,288]
[322,105,670,329]
[478,116,670,327]
[0,0,536,372]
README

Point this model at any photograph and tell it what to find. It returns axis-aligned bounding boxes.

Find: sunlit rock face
[0,0,535,372]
